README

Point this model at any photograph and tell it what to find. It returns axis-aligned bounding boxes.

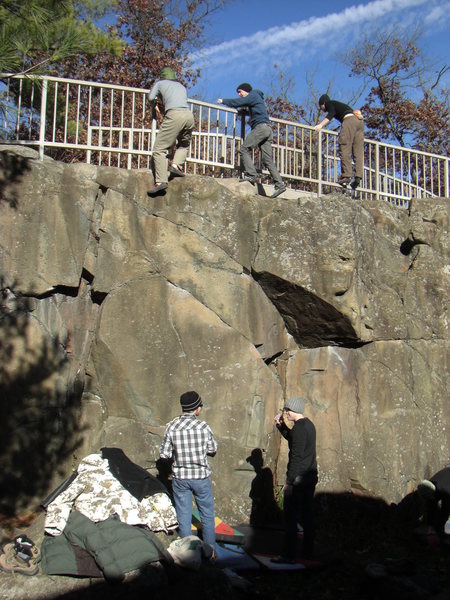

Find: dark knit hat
[417,479,436,499]
[319,94,330,107]
[284,396,306,414]
[236,82,252,93]
[180,391,203,412]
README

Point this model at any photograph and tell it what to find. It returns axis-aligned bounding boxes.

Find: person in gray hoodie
[147,67,195,196]
[218,83,286,198]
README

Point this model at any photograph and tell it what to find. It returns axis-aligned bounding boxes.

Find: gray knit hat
[284,396,306,414]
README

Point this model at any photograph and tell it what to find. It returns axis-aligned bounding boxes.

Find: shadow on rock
[0,148,32,209]
[247,448,282,527]
[0,282,85,519]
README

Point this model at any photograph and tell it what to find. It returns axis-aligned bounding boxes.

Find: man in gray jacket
[148,67,195,196]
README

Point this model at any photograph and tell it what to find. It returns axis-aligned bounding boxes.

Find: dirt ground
[1,491,449,600]
[242,492,450,600]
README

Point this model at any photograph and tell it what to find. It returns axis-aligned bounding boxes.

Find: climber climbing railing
[1,74,448,206]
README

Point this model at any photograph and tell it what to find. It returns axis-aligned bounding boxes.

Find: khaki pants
[338,115,364,179]
[152,109,195,183]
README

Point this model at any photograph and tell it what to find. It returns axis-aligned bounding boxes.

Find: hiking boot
[337,176,351,187]
[3,540,41,564]
[0,544,39,576]
[169,166,185,178]
[147,182,168,196]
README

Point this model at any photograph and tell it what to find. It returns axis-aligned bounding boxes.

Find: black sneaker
[351,177,361,190]
[271,186,286,199]
[239,174,257,185]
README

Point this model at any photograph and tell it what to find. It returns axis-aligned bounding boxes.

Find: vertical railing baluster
[75,84,81,144]
[39,78,48,160]
[64,83,69,143]
[87,86,92,164]
[15,78,23,139]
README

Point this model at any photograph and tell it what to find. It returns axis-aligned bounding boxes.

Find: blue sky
[189,0,450,106]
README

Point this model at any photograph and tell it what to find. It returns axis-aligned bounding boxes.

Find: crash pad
[191,509,245,544]
[215,543,260,570]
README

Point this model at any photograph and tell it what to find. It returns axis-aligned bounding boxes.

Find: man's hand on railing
[313,124,323,132]
[217,99,223,104]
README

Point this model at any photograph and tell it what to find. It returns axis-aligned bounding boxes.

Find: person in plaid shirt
[160,391,218,552]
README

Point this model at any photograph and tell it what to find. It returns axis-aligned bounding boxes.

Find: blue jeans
[172,477,216,548]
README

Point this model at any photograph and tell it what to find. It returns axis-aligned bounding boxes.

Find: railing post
[239,112,246,174]
[150,118,157,152]
[374,141,380,201]
[39,78,48,160]
[445,158,449,199]
[127,129,132,170]
[87,127,92,164]
[317,131,322,198]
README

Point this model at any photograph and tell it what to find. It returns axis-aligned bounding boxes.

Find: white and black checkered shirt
[160,414,218,479]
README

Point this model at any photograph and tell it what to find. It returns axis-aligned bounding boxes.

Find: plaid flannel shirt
[160,414,218,479]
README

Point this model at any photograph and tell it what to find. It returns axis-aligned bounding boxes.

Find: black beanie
[180,391,203,412]
[237,82,252,93]
[319,94,330,106]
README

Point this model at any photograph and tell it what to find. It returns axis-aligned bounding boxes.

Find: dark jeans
[427,495,450,538]
[283,472,317,558]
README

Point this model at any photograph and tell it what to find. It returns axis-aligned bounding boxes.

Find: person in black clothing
[314,93,364,188]
[217,83,286,198]
[271,396,318,563]
[417,467,450,540]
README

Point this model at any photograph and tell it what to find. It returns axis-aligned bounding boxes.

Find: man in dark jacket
[217,83,286,198]
[314,94,364,188]
[272,396,318,562]
[418,467,450,540]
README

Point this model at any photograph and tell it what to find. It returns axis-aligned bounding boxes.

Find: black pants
[283,473,317,558]
[427,495,450,538]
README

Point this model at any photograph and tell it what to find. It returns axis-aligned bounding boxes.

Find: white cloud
[424,2,450,25]
[190,0,439,69]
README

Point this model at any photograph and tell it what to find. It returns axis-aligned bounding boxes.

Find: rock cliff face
[1,146,448,522]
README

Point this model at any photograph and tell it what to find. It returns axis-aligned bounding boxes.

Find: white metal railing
[1,74,448,206]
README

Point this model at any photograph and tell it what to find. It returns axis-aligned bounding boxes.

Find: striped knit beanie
[180,391,203,412]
